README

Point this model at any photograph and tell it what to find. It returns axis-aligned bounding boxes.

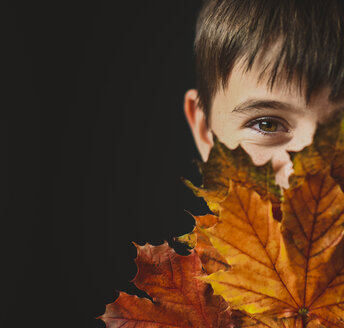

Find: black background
[2,1,211,327]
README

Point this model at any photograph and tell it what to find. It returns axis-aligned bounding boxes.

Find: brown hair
[194,0,344,129]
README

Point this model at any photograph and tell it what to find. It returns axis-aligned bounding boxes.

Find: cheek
[239,142,281,165]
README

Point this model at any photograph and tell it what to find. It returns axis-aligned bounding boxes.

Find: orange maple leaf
[199,167,344,327]
[176,213,230,275]
[99,242,232,327]
[181,132,282,216]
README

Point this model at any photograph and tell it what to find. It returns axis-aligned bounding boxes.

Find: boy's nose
[271,150,294,189]
[273,159,294,189]
[272,150,292,173]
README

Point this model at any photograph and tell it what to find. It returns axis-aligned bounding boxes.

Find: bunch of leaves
[100,109,344,327]
[184,168,344,327]
[177,109,344,327]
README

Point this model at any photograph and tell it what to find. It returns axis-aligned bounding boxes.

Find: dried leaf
[200,168,344,327]
[181,132,282,215]
[289,109,344,190]
[99,242,232,328]
[176,213,230,274]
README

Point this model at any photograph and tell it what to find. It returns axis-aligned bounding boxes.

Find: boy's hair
[195,0,344,129]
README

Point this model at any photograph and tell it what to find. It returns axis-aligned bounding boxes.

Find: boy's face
[184,56,344,189]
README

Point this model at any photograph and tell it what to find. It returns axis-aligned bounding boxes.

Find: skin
[184,56,344,189]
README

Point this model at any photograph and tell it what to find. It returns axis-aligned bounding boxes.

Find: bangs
[195,0,344,128]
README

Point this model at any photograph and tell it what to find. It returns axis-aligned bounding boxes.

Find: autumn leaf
[289,109,344,190]
[198,167,344,327]
[176,213,230,274]
[230,310,326,328]
[99,242,232,328]
[181,132,282,215]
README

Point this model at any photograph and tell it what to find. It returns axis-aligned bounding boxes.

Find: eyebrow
[231,98,344,120]
[232,99,301,114]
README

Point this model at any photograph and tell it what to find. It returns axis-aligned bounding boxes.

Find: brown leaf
[289,109,344,190]
[200,168,344,327]
[330,152,344,191]
[99,242,232,328]
[176,213,230,274]
[181,132,281,215]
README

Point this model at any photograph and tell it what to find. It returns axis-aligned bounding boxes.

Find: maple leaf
[176,213,230,275]
[230,310,326,328]
[181,132,282,216]
[289,109,344,190]
[99,242,232,328]
[198,167,344,327]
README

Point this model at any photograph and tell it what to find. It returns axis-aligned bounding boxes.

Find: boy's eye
[258,120,278,132]
[245,117,289,136]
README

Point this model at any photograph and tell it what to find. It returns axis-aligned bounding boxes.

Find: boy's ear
[184,89,214,162]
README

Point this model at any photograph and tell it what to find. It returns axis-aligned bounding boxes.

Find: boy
[184,0,344,189]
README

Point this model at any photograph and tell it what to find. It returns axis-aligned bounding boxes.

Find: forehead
[232,44,313,105]
[211,55,344,125]
[225,59,316,109]
[229,43,337,101]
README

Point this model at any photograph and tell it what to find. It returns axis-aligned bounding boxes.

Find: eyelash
[244,116,289,136]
